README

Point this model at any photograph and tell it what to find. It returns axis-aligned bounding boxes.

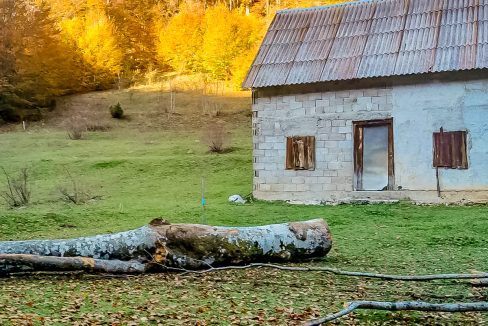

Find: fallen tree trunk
[0,254,146,274]
[0,218,332,274]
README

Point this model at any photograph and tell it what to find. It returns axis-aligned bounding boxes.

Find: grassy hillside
[1,87,487,325]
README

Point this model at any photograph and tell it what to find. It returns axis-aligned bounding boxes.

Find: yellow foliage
[156,3,205,73]
[77,13,122,75]
[201,6,264,81]
[57,0,122,86]
[4,0,354,101]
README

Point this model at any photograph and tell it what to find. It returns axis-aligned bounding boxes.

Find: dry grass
[43,81,250,133]
[202,121,231,153]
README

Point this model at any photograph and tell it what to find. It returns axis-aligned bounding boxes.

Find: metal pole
[201,177,206,224]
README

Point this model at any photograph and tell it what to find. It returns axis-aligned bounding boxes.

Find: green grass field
[0,87,487,325]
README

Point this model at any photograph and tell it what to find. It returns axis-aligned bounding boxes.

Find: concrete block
[357,97,372,106]
[343,103,353,112]
[309,183,324,191]
[266,176,279,184]
[323,184,338,191]
[331,97,344,106]
[258,97,272,104]
[332,120,346,127]
[290,108,306,117]
[316,140,326,147]
[284,184,297,191]
[273,142,285,150]
[336,184,352,191]
[308,170,324,177]
[305,107,316,115]
[259,184,271,191]
[289,101,303,110]
[363,89,379,97]
[303,100,316,108]
[324,154,339,162]
[264,163,279,171]
[323,170,338,177]
[329,133,346,141]
[335,91,351,98]
[327,162,343,170]
[377,88,392,96]
[308,177,320,184]
[270,184,285,192]
[278,176,292,184]
[292,176,305,184]
[265,136,280,143]
[316,99,330,107]
[372,96,387,105]
[338,140,353,149]
[296,184,310,192]
[259,142,274,150]
[317,176,332,184]
[324,140,339,148]
[316,149,328,160]
[386,95,393,105]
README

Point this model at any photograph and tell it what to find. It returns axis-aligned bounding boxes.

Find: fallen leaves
[0,268,485,325]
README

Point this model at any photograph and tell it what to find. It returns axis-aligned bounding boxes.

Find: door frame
[353,118,394,191]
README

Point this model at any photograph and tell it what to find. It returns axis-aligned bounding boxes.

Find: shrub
[109,102,124,119]
[1,167,31,208]
[65,116,85,140]
[58,168,93,205]
[202,121,230,153]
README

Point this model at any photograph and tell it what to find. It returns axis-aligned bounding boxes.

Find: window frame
[285,136,316,171]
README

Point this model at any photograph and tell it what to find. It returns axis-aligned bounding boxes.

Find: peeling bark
[0,219,332,274]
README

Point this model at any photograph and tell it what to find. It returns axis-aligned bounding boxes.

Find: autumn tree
[156,2,205,73]
[201,5,263,82]
[56,0,122,89]
[106,0,161,73]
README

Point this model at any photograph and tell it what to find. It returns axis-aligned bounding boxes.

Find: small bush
[58,168,94,205]
[1,167,31,208]
[65,116,85,140]
[109,102,124,119]
[202,122,231,153]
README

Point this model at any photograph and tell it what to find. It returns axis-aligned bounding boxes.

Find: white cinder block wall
[252,77,488,204]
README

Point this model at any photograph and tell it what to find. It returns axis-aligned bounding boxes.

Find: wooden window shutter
[305,136,315,170]
[285,136,315,170]
[286,137,295,169]
[433,129,468,169]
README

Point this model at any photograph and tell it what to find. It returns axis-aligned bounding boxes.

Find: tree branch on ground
[179,263,488,281]
[304,301,488,325]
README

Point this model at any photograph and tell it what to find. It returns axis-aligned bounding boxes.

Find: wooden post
[436,127,443,197]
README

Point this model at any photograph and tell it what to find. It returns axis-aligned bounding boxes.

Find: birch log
[0,218,332,274]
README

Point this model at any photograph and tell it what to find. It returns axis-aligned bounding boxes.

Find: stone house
[242,0,488,204]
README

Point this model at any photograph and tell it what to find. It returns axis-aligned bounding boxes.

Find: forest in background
[0,0,346,122]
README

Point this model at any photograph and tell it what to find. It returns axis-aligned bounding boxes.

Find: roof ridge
[277,0,381,14]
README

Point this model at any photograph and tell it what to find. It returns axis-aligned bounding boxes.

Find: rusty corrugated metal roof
[243,0,488,89]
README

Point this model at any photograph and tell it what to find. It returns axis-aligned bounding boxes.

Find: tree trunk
[0,219,332,274]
